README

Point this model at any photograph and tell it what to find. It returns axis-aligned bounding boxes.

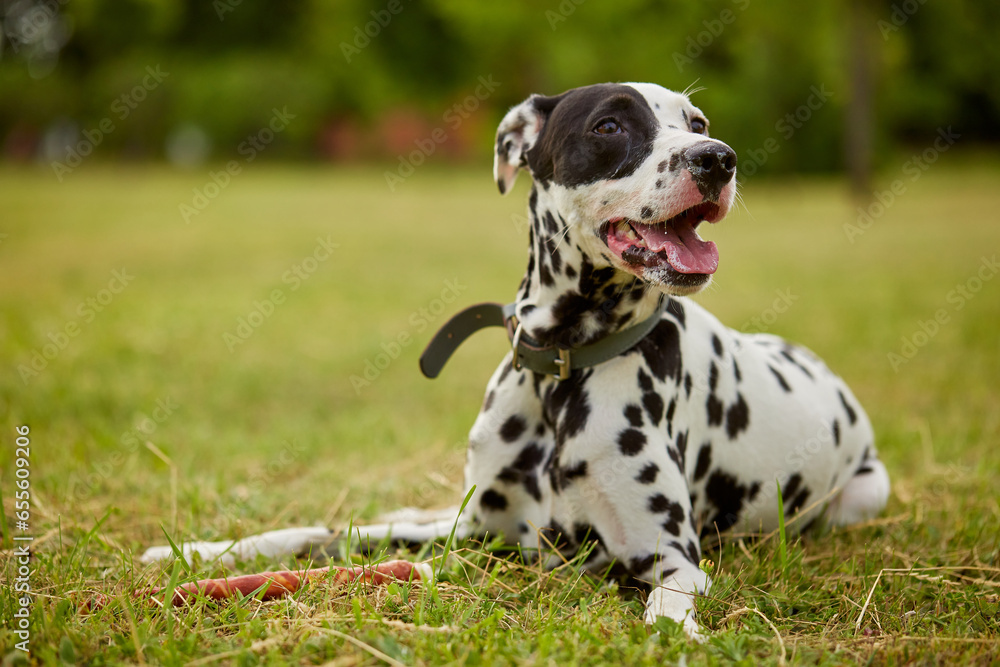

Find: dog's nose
[685,143,737,198]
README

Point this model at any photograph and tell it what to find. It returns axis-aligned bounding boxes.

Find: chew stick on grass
[81,560,431,612]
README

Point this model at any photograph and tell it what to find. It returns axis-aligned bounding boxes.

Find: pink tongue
[633,219,718,274]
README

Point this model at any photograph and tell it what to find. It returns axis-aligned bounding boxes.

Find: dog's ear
[493,93,564,195]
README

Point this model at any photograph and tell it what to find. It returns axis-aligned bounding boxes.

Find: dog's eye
[594,119,623,135]
[691,118,708,134]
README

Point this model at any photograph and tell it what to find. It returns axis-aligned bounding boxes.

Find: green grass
[1,158,999,665]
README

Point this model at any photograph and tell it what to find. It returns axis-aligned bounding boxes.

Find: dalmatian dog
[143,83,890,638]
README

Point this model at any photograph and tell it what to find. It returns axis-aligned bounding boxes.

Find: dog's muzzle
[683,142,737,202]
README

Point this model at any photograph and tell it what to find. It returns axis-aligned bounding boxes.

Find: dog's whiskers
[682,79,706,98]
[550,222,574,253]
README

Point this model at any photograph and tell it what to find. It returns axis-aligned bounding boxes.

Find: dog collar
[419,299,666,381]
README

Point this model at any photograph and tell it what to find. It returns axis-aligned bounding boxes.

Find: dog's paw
[646,605,705,642]
[682,617,707,643]
[139,527,334,566]
[645,580,707,642]
[140,545,177,564]
[412,561,436,583]
[375,506,459,525]
[140,540,237,566]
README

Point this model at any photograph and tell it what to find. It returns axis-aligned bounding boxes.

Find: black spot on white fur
[839,390,858,425]
[642,392,664,426]
[543,370,593,447]
[624,404,643,427]
[552,460,588,492]
[693,443,712,482]
[637,463,659,484]
[665,298,686,328]
[725,393,749,439]
[481,489,508,511]
[634,321,682,382]
[769,365,791,392]
[618,429,646,456]
[703,471,758,535]
[780,473,811,516]
[500,415,527,442]
[637,368,653,392]
[497,443,546,501]
[706,394,723,427]
[781,349,814,379]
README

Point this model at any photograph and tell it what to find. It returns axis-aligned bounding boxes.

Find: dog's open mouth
[602,201,721,275]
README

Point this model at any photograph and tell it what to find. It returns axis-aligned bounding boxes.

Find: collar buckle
[511,317,570,381]
[553,348,571,380]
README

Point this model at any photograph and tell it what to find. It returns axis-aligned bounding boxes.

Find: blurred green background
[2,0,998,179]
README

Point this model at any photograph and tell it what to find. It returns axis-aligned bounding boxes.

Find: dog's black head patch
[526,84,659,188]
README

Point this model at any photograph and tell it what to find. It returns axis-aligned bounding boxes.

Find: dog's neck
[513,184,665,348]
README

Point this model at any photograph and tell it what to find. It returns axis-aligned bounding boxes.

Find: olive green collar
[419,299,665,381]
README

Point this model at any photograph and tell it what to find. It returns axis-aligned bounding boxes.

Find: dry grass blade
[854,569,885,633]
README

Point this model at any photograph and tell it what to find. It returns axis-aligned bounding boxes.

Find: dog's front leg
[463,356,555,548]
[562,443,710,640]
